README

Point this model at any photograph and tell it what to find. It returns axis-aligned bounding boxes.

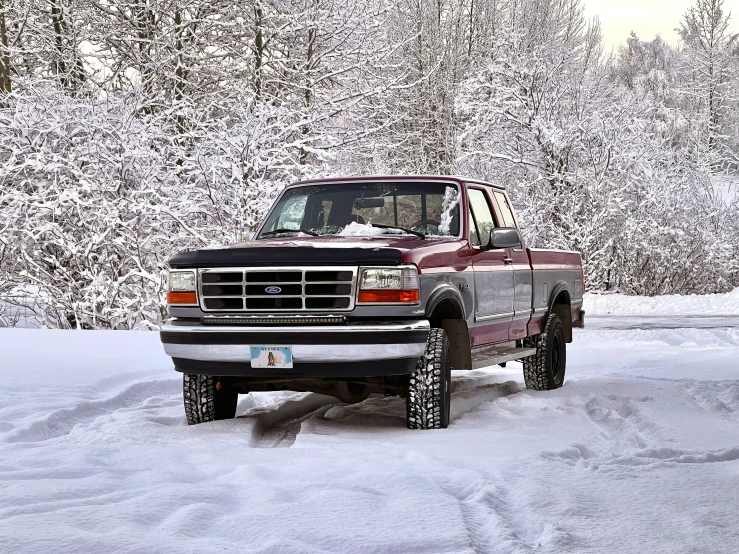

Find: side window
[493,191,517,228]
[468,189,495,246]
[468,207,481,246]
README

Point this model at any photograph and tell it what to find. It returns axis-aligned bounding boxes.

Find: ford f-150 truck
[161,176,584,429]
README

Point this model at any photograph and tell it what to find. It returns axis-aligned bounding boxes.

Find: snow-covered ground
[586,288,739,316]
[2,305,739,552]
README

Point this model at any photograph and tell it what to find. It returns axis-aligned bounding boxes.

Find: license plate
[250,346,293,368]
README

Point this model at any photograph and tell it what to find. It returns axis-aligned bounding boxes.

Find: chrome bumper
[160,320,430,364]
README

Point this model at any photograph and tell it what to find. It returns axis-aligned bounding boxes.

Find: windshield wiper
[261,228,319,237]
[368,223,425,239]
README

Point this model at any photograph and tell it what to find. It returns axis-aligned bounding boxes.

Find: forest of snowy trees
[0,0,738,328]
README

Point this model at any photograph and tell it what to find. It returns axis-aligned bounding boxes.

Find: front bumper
[160,320,430,378]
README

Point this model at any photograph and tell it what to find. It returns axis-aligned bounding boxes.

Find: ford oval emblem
[265,286,282,294]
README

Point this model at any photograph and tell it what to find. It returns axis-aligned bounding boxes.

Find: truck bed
[527,248,584,331]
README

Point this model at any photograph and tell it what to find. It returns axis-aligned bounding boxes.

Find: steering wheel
[412,219,441,231]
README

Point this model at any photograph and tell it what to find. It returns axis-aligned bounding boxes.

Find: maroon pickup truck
[161,176,584,429]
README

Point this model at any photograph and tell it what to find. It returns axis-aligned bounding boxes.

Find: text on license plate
[250,346,293,368]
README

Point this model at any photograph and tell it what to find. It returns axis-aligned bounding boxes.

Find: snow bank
[585,288,739,316]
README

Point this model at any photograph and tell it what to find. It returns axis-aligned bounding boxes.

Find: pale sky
[582,0,739,49]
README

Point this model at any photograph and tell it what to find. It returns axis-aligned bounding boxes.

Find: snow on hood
[283,239,392,249]
[338,222,405,237]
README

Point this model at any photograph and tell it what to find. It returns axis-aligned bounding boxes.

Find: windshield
[258,181,461,239]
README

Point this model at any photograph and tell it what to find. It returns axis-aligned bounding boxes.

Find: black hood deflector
[168,246,403,268]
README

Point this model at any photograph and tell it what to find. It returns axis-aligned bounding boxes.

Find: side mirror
[484,228,521,250]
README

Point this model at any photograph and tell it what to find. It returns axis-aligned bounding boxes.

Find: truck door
[467,187,514,345]
[491,190,533,341]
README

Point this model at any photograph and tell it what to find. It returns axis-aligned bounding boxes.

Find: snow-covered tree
[679,0,738,160]
[1,0,739,328]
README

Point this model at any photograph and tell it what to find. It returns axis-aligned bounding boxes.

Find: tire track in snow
[606,446,739,466]
[3,378,180,443]
[308,375,523,435]
[436,470,578,554]
[540,393,662,469]
[547,443,739,469]
[540,389,739,470]
[422,375,563,554]
[680,380,739,417]
[435,470,524,554]
[449,378,524,423]
[244,373,525,446]
[241,393,340,448]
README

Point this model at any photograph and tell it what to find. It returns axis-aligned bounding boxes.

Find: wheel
[406,328,451,429]
[522,313,566,390]
[183,374,238,425]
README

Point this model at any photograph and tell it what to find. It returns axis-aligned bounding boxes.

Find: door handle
[502,257,513,264]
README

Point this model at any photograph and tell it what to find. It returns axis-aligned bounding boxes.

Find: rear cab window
[492,191,518,229]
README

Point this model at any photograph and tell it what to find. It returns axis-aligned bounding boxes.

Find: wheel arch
[548,282,573,343]
[426,284,471,370]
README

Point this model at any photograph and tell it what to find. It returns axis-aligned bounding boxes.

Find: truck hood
[168,235,455,268]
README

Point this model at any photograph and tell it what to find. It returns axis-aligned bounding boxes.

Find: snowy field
[586,289,739,316]
[2,306,739,553]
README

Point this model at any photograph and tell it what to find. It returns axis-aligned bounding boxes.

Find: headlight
[169,271,196,292]
[360,268,402,290]
[358,267,419,303]
[167,270,197,305]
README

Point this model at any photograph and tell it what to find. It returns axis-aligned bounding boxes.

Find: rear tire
[406,328,451,429]
[183,374,238,425]
[522,313,566,390]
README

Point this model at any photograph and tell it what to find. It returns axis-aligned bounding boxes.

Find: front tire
[406,328,451,429]
[522,313,566,390]
[183,374,238,425]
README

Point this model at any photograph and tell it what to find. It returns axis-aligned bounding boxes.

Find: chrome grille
[198,267,358,312]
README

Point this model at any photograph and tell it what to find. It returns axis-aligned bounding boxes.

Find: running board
[470,345,536,369]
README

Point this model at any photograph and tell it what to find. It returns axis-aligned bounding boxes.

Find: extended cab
[161,176,584,429]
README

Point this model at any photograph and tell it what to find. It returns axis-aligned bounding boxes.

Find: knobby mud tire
[183,374,238,425]
[406,328,451,429]
[522,313,566,391]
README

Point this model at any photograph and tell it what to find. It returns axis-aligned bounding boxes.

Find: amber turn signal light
[167,291,197,305]
[358,290,419,303]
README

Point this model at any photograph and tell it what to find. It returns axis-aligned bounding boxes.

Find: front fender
[425,283,466,319]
